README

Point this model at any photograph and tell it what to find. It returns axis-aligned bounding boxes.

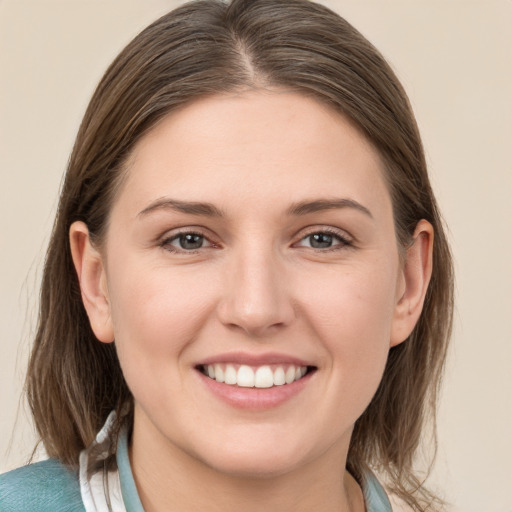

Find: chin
[205,453,303,480]
[191,437,309,480]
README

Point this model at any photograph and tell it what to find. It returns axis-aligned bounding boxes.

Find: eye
[162,231,213,252]
[296,230,352,250]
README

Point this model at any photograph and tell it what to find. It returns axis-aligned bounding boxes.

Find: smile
[200,364,310,388]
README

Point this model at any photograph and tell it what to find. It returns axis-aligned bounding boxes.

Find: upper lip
[196,351,314,367]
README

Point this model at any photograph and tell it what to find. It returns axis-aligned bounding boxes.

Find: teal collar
[361,470,392,511]
[116,428,145,512]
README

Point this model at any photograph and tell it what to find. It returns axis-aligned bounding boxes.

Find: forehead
[115,90,392,220]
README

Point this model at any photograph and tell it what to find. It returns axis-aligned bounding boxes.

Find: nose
[216,245,295,337]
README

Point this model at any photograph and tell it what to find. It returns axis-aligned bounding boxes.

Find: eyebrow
[286,198,373,218]
[137,197,372,219]
[138,198,224,218]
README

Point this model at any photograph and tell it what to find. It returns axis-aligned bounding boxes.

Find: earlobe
[69,221,114,343]
[390,219,434,347]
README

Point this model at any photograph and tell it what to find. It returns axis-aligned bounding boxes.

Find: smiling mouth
[198,363,316,388]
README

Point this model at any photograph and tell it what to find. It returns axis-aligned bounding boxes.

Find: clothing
[0,413,392,511]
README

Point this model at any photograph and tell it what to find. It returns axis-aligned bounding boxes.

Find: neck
[129,417,365,512]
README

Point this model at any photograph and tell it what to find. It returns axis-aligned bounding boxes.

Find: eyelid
[293,226,354,249]
[159,227,220,253]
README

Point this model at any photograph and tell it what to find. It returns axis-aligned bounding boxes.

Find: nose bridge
[218,238,294,336]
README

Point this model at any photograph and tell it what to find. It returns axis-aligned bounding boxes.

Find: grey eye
[296,230,351,250]
[175,233,205,250]
[307,233,334,248]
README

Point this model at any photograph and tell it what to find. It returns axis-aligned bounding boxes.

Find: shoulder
[0,459,85,512]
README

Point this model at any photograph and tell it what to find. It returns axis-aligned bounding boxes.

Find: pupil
[310,233,332,248]
[179,234,203,249]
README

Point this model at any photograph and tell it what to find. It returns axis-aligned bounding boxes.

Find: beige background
[1,1,511,511]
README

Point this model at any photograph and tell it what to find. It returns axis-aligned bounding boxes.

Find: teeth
[285,366,296,384]
[273,366,286,386]
[255,366,274,388]
[214,364,224,383]
[237,365,255,387]
[203,363,309,388]
[224,365,237,385]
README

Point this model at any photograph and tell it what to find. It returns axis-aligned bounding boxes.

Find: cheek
[304,260,397,334]
[105,261,216,377]
[301,263,397,386]
[105,267,220,420]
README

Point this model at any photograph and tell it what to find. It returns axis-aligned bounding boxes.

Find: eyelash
[295,228,353,252]
[160,230,215,254]
[159,227,353,254]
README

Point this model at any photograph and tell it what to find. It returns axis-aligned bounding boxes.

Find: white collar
[79,411,126,512]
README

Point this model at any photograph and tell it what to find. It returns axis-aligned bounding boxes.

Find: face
[79,90,415,478]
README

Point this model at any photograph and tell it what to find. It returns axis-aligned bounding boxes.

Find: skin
[70,90,433,512]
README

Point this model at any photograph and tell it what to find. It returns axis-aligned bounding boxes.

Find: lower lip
[196,370,313,410]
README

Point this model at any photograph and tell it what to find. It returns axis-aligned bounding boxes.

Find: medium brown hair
[26,0,453,509]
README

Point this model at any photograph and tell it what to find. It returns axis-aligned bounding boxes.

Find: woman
[0,0,453,510]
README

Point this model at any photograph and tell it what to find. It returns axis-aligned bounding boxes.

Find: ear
[390,219,434,347]
[69,221,114,343]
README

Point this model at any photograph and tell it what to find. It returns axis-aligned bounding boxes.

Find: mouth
[197,363,316,389]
